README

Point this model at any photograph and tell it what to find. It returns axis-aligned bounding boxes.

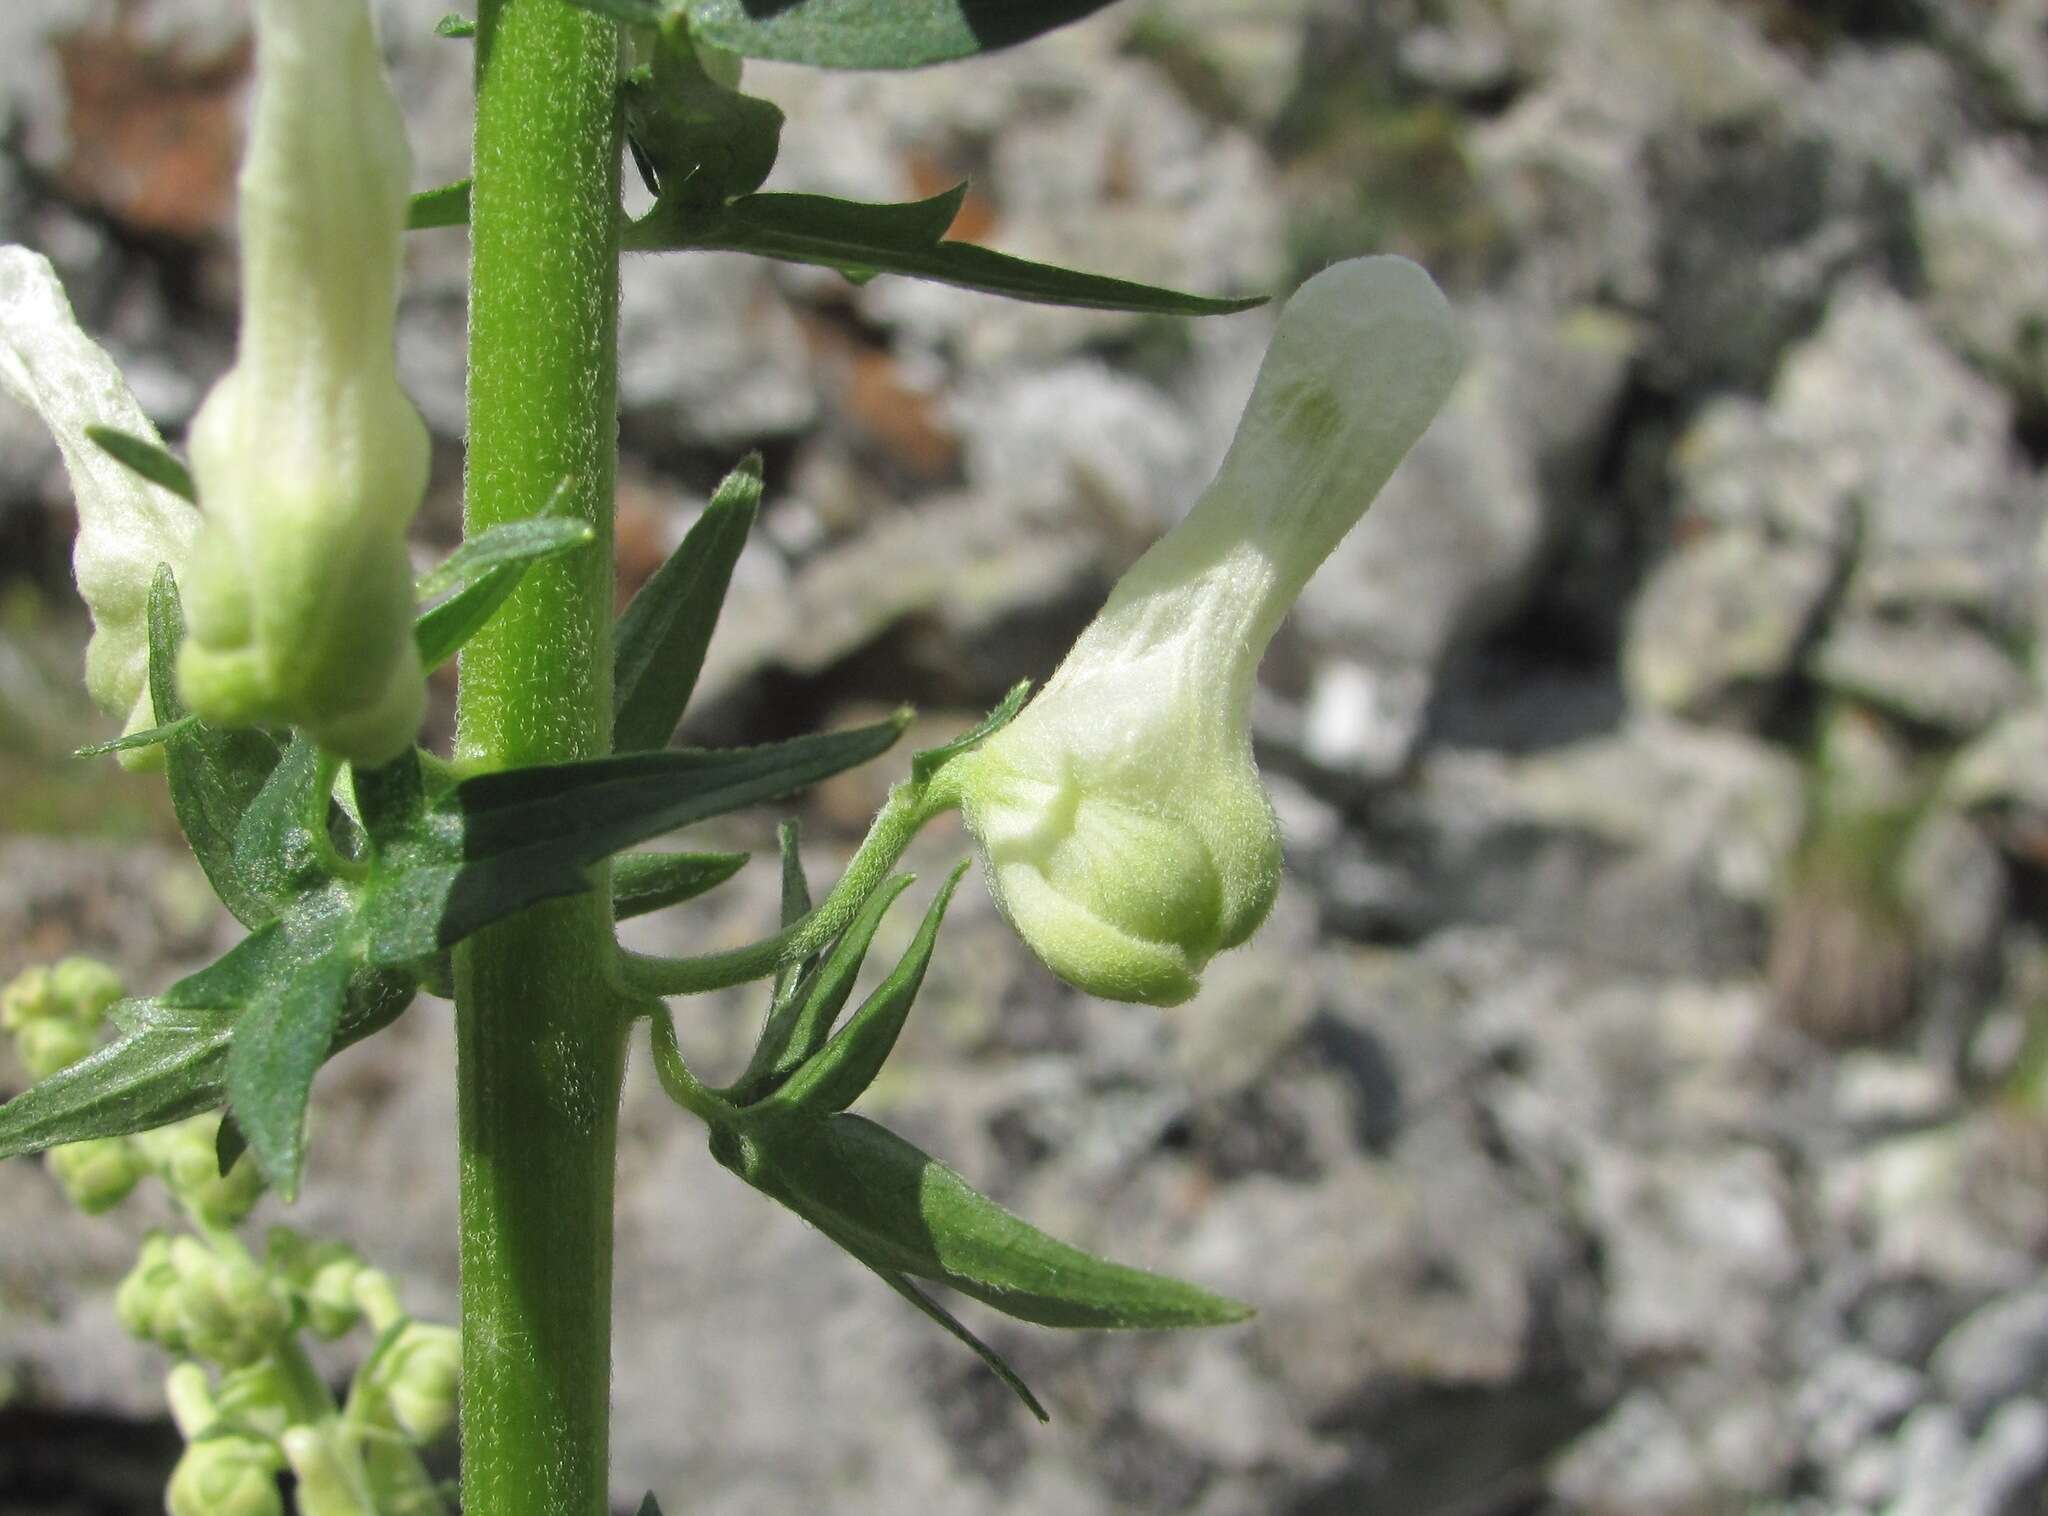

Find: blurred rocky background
[7,0,2048,1512]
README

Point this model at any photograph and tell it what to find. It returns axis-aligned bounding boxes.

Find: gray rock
[1887,1399,2048,1516]
[1320,720,1803,977]
[1624,530,1836,724]
[1932,1290,2048,1424]
[1919,140,2048,410]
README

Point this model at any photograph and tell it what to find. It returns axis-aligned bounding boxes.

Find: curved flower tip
[945,256,1465,1005]
[176,0,429,764]
[0,246,202,753]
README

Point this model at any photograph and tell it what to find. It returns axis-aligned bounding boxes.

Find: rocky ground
[6,0,2048,1512]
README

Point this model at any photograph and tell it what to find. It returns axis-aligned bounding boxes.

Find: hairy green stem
[453,5,625,1516]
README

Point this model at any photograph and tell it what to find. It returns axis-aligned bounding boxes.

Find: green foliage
[570,0,1125,69]
[613,454,761,752]
[626,187,1266,316]
[86,426,195,503]
[623,20,784,207]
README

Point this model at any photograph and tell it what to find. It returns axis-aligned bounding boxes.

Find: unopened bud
[17,1017,94,1078]
[46,1136,143,1214]
[943,258,1463,1004]
[168,1436,285,1516]
[139,1115,265,1228]
[1,966,59,1030]
[116,1232,184,1350]
[50,956,123,1021]
[168,1237,294,1368]
[364,1322,460,1445]
[176,0,428,763]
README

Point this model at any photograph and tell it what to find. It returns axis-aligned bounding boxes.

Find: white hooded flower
[176,0,429,764]
[0,247,202,746]
[941,257,1464,1004]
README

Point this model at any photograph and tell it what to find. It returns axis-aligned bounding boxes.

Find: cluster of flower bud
[118,1232,296,1367]
[3,958,158,1212]
[2,956,123,1077]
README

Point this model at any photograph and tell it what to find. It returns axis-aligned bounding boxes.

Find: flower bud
[168,1436,285,1516]
[117,1232,184,1349]
[168,1237,295,1368]
[176,0,429,764]
[361,1322,460,1445]
[0,248,202,754]
[1,966,60,1030]
[46,1136,143,1214]
[265,1227,369,1338]
[51,956,124,1021]
[16,1017,95,1079]
[137,1115,266,1228]
[942,258,1463,1004]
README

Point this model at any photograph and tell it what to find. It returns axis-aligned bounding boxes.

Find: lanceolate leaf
[225,951,353,1199]
[415,481,587,669]
[718,1114,1253,1330]
[749,861,967,1119]
[627,190,1264,316]
[614,454,762,751]
[735,873,915,1101]
[400,713,909,950]
[612,849,750,919]
[415,508,592,601]
[0,1007,233,1159]
[684,0,1126,69]
[86,425,196,503]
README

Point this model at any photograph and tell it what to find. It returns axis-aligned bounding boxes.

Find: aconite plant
[0,3,1461,1514]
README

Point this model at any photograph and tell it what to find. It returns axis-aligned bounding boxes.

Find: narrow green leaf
[684,0,1124,69]
[415,575,513,671]
[768,818,813,1007]
[415,507,591,601]
[628,191,1264,316]
[73,714,197,759]
[613,850,750,919]
[724,1115,1254,1329]
[85,425,196,502]
[777,819,811,929]
[613,454,762,752]
[226,951,353,1199]
[434,13,476,37]
[752,861,968,1119]
[148,569,290,928]
[868,1264,1049,1421]
[413,480,585,669]
[0,1008,233,1160]
[427,712,910,948]
[911,681,1030,789]
[735,874,915,1101]
[407,180,472,231]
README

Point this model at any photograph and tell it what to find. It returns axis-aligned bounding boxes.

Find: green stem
[616,782,953,997]
[453,6,625,1516]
